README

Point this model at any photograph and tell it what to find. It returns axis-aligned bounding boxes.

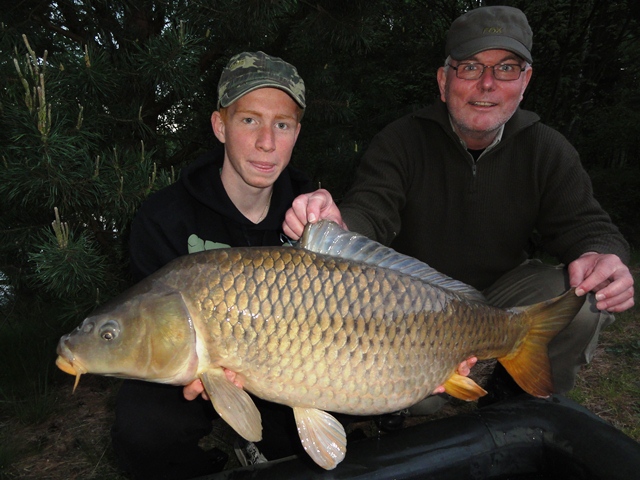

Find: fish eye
[99,321,120,341]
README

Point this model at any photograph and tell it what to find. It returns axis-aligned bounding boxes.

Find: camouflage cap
[445,6,533,64]
[217,51,306,109]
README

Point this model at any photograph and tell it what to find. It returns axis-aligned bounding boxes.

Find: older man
[284,6,634,413]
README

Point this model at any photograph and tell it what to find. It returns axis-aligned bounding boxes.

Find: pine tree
[2,33,163,321]
[0,3,200,322]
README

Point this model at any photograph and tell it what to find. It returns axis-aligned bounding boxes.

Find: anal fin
[443,372,487,401]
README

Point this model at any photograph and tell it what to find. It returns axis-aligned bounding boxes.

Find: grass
[0,268,638,479]
[566,305,640,441]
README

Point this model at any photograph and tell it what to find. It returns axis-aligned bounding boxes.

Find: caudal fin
[498,288,585,398]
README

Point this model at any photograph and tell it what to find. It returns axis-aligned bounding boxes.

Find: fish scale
[166,247,509,414]
[56,220,585,470]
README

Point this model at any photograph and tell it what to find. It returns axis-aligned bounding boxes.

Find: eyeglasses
[447,62,526,81]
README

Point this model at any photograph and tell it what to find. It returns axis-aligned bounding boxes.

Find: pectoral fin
[200,370,262,442]
[443,372,487,401]
[293,407,346,470]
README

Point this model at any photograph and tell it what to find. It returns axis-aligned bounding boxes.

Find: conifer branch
[13,58,33,112]
[22,35,41,76]
[52,207,69,249]
[13,36,52,137]
[83,44,91,68]
[148,162,157,191]
[76,104,84,130]
[37,74,51,137]
[93,156,100,178]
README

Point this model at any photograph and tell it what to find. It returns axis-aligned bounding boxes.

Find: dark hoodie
[129,146,312,282]
[341,101,630,290]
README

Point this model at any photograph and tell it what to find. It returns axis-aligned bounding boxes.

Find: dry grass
[2,376,124,480]
[2,285,638,479]
[566,308,640,440]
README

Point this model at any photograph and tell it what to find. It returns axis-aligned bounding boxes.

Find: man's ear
[294,121,301,143]
[436,67,447,103]
[520,66,533,101]
[211,111,226,144]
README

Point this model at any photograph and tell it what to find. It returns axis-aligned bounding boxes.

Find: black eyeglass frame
[447,62,527,81]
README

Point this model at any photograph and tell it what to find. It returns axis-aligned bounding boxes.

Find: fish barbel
[56,220,585,469]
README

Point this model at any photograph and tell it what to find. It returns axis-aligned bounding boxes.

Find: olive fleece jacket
[341,101,630,290]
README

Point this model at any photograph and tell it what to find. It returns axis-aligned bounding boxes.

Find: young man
[284,6,634,410]
[111,51,312,480]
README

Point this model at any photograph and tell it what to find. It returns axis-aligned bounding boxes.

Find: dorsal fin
[300,220,486,303]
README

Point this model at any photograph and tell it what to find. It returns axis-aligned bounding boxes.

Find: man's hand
[183,379,207,401]
[283,189,346,240]
[432,356,478,394]
[569,253,635,312]
[183,369,245,401]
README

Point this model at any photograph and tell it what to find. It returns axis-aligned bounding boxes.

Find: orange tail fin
[498,288,585,398]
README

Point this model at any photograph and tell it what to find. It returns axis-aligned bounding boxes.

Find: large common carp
[56,220,585,470]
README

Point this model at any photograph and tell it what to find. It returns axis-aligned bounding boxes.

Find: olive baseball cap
[445,6,533,64]
[217,51,306,109]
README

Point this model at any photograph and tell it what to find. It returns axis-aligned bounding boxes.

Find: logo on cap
[445,6,533,64]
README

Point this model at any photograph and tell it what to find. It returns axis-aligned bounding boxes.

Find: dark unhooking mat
[196,395,640,480]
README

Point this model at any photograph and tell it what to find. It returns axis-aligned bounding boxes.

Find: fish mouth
[55,355,79,375]
[56,338,87,392]
[56,355,86,392]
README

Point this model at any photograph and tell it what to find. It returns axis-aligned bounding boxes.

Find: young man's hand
[283,189,347,240]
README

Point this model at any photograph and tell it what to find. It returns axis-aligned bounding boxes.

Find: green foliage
[28,224,109,300]
[606,340,640,359]
[0,19,178,322]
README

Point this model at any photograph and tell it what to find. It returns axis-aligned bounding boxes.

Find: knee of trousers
[482,260,615,393]
[548,293,614,392]
[483,260,570,307]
